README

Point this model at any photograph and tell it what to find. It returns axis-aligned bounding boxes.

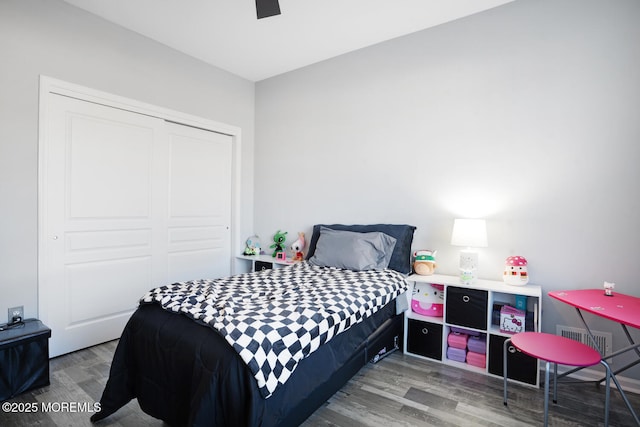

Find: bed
[90,223,416,427]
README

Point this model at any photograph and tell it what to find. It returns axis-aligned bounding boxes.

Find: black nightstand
[0,319,51,401]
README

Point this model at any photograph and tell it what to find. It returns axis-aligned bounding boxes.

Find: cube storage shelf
[403,273,542,387]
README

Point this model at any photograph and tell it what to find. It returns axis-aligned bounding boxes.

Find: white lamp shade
[451,219,488,248]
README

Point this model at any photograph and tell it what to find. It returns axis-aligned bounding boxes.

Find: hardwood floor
[1,340,638,426]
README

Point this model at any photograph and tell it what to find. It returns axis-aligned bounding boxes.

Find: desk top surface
[549,289,640,329]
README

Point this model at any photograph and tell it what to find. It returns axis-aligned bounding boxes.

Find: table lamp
[450,218,488,284]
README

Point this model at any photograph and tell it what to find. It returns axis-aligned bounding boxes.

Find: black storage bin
[445,286,488,330]
[406,319,443,361]
[254,260,273,271]
[0,319,51,401]
[488,334,538,385]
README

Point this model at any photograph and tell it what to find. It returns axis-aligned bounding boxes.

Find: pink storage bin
[466,351,486,368]
[447,331,469,349]
[446,346,467,363]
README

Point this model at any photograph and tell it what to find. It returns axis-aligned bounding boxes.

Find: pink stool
[503,332,611,427]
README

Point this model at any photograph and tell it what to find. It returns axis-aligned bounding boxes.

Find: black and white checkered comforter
[140,261,408,398]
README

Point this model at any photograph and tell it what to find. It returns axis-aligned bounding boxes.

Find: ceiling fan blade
[256,0,281,19]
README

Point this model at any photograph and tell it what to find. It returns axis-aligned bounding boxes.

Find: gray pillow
[306,224,416,274]
[308,227,397,271]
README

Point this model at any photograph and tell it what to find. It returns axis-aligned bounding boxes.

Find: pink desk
[549,289,640,329]
[549,289,640,425]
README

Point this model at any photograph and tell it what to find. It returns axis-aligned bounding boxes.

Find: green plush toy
[270,230,287,257]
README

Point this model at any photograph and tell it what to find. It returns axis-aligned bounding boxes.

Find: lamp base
[459,249,479,285]
[460,268,477,285]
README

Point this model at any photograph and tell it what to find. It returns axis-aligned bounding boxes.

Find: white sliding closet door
[40,94,232,357]
[166,122,232,282]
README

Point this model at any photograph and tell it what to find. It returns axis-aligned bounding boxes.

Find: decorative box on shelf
[500,305,526,334]
[403,273,542,387]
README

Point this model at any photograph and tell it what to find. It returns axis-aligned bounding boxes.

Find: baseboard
[553,365,640,395]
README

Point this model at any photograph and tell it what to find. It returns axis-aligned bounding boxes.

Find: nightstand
[236,254,300,272]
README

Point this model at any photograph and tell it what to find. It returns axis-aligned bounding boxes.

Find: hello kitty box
[411,282,444,317]
[500,305,525,334]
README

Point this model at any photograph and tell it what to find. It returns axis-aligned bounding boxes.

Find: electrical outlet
[8,306,24,323]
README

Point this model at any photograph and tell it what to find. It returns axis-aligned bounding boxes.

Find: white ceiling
[62,0,515,82]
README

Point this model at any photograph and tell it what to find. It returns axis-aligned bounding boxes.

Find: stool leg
[607,365,640,425]
[544,361,551,427]
[504,338,511,405]
[600,359,611,427]
[553,362,558,404]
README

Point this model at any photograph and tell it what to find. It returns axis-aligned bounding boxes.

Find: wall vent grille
[556,325,612,358]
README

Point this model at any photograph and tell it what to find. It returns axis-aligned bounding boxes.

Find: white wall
[3,0,640,383]
[0,0,255,321]
[255,0,640,378]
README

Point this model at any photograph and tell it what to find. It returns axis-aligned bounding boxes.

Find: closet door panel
[42,94,165,357]
[166,123,232,283]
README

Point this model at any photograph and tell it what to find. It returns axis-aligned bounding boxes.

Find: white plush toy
[604,281,615,296]
[290,232,305,261]
[503,255,529,286]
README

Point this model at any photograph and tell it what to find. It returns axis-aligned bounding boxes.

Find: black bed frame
[277,314,403,426]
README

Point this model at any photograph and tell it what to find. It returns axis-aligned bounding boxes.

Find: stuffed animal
[270,230,287,258]
[503,255,529,286]
[290,232,305,261]
[243,235,261,256]
[413,250,437,276]
[604,281,615,296]
[411,283,444,317]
